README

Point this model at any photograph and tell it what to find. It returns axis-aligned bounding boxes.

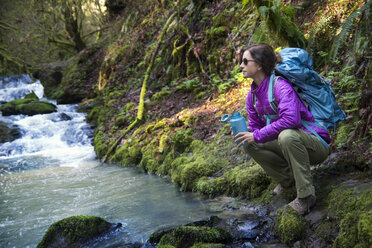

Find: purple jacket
[246,76,331,143]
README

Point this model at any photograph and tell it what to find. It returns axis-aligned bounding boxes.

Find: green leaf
[242,0,250,8]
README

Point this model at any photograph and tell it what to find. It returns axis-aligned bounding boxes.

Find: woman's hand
[234,132,255,147]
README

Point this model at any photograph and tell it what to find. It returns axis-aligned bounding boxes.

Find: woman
[235,43,330,215]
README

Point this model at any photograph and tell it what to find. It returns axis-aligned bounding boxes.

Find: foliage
[250,0,307,48]
[275,206,307,245]
[329,1,371,61]
[326,66,361,114]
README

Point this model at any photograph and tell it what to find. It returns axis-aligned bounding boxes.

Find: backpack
[252,47,346,148]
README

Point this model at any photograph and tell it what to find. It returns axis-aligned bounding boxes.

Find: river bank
[1,0,371,247]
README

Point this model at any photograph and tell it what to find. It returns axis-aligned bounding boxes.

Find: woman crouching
[235,43,330,215]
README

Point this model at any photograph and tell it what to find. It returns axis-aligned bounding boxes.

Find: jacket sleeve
[253,79,302,143]
[246,91,265,132]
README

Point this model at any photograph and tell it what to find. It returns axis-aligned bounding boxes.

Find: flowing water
[0,75,211,248]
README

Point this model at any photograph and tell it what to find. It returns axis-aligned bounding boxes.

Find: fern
[307,15,332,50]
[329,1,371,60]
[252,0,306,48]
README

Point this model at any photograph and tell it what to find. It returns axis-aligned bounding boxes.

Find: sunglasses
[242,58,255,65]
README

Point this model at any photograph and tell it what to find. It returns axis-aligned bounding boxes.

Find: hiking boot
[271,184,284,195]
[288,194,316,215]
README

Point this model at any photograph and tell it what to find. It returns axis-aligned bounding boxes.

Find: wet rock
[59,113,72,121]
[274,206,307,246]
[0,92,57,116]
[0,121,22,143]
[185,216,222,227]
[148,225,232,248]
[36,215,121,248]
[305,209,327,226]
[33,61,67,98]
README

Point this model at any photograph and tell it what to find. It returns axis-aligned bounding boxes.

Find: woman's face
[240,50,261,79]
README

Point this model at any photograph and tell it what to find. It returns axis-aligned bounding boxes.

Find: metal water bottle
[221,112,248,146]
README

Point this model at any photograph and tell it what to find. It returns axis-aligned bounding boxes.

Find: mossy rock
[224,164,271,200]
[274,205,307,245]
[24,91,39,100]
[0,97,57,116]
[171,155,225,192]
[190,243,226,248]
[37,215,119,248]
[0,121,21,143]
[156,226,232,248]
[196,177,227,198]
[328,187,372,248]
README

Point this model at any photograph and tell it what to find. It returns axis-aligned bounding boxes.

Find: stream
[0,75,212,248]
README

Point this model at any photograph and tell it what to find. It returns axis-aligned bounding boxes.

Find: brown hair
[239,43,282,76]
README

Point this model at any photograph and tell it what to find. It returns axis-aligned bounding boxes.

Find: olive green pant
[244,129,329,198]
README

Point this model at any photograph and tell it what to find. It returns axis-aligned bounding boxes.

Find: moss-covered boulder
[274,205,307,245]
[150,225,231,248]
[0,121,21,143]
[0,92,57,116]
[190,244,226,248]
[37,215,121,248]
[328,187,372,248]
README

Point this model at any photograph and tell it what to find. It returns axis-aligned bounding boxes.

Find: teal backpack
[254,47,346,148]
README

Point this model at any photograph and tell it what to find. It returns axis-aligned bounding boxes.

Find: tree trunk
[62,0,86,52]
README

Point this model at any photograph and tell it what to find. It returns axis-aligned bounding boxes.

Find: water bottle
[221,112,248,146]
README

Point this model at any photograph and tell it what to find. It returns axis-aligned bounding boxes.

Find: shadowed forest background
[1,0,372,247]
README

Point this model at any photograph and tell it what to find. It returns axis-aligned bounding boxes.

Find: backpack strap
[268,74,329,149]
[252,90,278,126]
[301,120,329,149]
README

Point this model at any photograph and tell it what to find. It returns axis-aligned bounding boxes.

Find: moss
[196,177,227,198]
[93,130,109,158]
[196,91,207,99]
[225,164,271,199]
[274,205,307,245]
[114,115,129,127]
[86,106,102,125]
[191,243,226,248]
[112,139,142,166]
[154,118,167,131]
[0,98,57,116]
[335,123,353,146]
[37,216,112,248]
[328,188,357,220]
[158,150,177,175]
[157,245,176,248]
[179,112,197,127]
[205,26,228,48]
[138,144,161,173]
[16,102,57,115]
[357,211,372,247]
[159,133,170,153]
[315,220,336,243]
[24,91,39,100]
[327,187,372,247]
[171,156,225,192]
[334,212,360,248]
[157,226,231,248]
[170,128,193,153]
[151,90,171,101]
